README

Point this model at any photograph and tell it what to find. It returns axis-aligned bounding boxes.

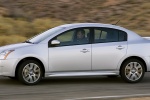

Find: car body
[0,23,150,85]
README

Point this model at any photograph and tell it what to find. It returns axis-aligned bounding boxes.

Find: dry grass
[0,16,65,46]
[0,0,150,46]
[121,97,150,100]
[0,35,26,46]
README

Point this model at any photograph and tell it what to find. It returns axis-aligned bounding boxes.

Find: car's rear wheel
[120,59,145,83]
[17,60,43,85]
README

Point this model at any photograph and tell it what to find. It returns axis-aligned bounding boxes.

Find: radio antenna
[113,20,120,25]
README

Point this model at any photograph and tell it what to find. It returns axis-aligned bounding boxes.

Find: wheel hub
[29,70,34,75]
[131,69,136,73]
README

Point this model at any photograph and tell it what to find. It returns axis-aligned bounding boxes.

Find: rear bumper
[0,58,19,77]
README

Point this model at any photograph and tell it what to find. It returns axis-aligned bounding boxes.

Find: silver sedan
[0,23,149,85]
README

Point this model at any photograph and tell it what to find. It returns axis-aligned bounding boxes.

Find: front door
[48,28,92,72]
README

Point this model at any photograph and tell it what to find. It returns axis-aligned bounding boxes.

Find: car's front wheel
[8,77,17,80]
[107,75,118,78]
[120,59,145,83]
[17,60,43,85]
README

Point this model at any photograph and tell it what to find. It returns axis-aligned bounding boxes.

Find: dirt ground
[122,97,150,100]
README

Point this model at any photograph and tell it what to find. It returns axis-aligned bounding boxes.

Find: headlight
[0,50,14,60]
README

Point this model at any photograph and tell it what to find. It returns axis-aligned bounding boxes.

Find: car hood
[0,43,33,52]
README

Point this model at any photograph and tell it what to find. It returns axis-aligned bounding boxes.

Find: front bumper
[0,58,19,77]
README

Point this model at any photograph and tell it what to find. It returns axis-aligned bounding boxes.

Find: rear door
[92,27,128,70]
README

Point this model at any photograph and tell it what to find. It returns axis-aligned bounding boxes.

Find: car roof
[59,23,127,31]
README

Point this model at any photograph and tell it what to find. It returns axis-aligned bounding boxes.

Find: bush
[0,16,65,46]
[0,16,65,37]
[32,18,65,35]
[0,35,27,46]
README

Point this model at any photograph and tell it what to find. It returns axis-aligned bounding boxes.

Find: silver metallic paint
[0,23,150,78]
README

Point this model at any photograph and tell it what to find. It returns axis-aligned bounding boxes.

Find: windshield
[28,26,64,43]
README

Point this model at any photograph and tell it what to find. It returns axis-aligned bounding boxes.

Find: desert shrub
[32,18,65,35]
[0,16,15,35]
[134,30,150,37]
[0,16,65,38]
[0,35,26,46]
[0,16,34,36]
[0,16,65,46]
[0,7,9,16]
[13,19,34,37]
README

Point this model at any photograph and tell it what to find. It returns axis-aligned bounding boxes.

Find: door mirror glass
[51,40,60,45]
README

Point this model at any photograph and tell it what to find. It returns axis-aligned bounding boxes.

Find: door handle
[80,49,89,53]
[116,45,124,50]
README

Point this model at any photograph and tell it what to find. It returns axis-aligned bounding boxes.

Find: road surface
[0,73,150,100]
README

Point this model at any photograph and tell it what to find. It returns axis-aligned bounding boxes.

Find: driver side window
[51,28,90,47]
[57,30,74,45]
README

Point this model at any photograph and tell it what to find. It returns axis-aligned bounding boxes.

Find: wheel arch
[15,57,45,78]
[119,56,147,73]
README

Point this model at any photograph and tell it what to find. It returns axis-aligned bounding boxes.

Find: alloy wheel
[22,63,41,83]
[125,62,143,81]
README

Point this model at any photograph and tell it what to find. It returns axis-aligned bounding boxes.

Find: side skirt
[45,71,119,77]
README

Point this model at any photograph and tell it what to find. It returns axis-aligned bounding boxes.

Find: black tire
[8,77,17,80]
[17,60,43,85]
[107,75,118,78]
[120,59,145,83]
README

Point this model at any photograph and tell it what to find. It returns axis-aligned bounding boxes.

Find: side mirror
[51,40,60,45]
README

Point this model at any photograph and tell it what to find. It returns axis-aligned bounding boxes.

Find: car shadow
[0,75,149,85]
[0,77,21,85]
[40,76,124,85]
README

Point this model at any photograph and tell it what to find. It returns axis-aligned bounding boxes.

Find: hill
[0,0,150,45]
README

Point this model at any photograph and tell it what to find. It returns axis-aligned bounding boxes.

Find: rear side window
[94,28,127,43]
[119,30,127,41]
